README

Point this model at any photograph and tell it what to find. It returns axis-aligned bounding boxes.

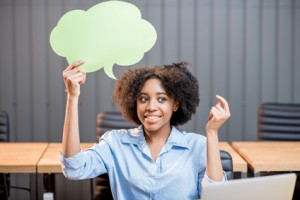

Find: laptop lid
[201,173,296,200]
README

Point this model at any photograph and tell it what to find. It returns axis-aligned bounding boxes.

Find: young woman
[61,60,231,199]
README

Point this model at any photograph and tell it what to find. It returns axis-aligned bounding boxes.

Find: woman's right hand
[62,60,86,97]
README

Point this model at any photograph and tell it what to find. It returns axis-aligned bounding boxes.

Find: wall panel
[228,0,244,141]
[14,0,32,141]
[294,0,300,102]
[244,0,261,140]
[261,0,277,102]
[212,0,229,140]
[196,0,213,135]
[277,0,293,102]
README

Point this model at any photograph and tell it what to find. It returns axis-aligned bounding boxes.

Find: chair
[94,112,136,200]
[258,103,300,199]
[0,110,10,199]
[0,110,9,142]
[94,112,234,199]
[220,150,234,180]
[258,103,300,141]
[96,112,136,142]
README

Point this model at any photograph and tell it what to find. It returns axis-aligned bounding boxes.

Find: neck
[143,126,172,144]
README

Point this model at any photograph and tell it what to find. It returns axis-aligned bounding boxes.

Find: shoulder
[100,127,143,145]
[171,126,206,150]
[185,131,206,141]
[180,129,207,150]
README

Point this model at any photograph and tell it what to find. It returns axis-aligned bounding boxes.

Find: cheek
[163,105,175,116]
[136,103,144,118]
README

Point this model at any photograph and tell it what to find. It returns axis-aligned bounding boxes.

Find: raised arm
[61,60,86,157]
[205,95,231,181]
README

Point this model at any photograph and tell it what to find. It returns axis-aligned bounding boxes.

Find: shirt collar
[121,126,190,150]
[121,126,145,145]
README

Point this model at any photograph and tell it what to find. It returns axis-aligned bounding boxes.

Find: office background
[0,0,299,199]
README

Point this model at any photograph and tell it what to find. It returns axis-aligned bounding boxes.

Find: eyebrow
[138,92,167,96]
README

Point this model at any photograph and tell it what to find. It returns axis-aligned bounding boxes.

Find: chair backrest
[0,111,10,199]
[96,111,136,141]
[220,150,234,180]
[0,110,9,142]
[258,103,300,141]
[95,111,136,200]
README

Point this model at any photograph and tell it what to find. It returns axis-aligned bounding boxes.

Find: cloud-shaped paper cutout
[50,0,157,79]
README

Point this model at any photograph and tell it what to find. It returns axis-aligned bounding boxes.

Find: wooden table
[232,142,300,176]
[37,143,93,173]
[35,142,248,198]
[219,142,248,178]
[36,143,94,199]
[38,142,247,175]
[0,142,48,200]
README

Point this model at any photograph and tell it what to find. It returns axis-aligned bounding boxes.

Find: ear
[173,101,179,112]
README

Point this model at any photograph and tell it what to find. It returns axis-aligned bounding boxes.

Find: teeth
[146,116,159,119]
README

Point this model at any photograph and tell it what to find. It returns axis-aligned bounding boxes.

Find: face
[137,78,178,135]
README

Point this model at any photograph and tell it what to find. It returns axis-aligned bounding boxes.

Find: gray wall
[0,0,300,199]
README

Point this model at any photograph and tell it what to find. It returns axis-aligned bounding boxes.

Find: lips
[144,115,161,123]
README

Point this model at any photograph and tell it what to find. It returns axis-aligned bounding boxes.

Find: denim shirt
[60,126,226,200]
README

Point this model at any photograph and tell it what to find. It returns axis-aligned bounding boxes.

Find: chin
[143,124,160,132]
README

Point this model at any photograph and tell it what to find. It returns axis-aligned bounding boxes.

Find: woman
[61,60,231,199]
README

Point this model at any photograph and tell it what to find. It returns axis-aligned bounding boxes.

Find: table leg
[241,172,247,178]
[44,174,56,193]
[254,172,261,177]
[30,174,36,200]
[37,174,44,200]
[37,173,56,200]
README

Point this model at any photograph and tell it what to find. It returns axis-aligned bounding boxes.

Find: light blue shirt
[60,126,225,200]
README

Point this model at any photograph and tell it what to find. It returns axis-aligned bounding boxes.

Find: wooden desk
[37,143,93,173]
[219,142,248,178]
[36,143,94,199]
[38,142,247,175]
[232,142,300,176]
[0,142,48,173]
[0,142,48,200]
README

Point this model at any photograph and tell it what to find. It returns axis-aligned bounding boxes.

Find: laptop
[200,173,297,200]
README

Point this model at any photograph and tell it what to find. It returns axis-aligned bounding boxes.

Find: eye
[139,96,148,103]
[158,97,167,102]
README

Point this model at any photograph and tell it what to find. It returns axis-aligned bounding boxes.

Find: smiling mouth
[144,115,161,122]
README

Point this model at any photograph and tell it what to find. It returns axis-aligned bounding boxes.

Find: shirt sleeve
[201,171,227,187]
[60,141,111,180]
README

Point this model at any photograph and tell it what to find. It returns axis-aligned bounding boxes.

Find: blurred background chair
[258,103,300,199]
[0,110,10,199]
[0,110,9,142]
[220,150,234,180]
[258,103,300,141]
[94,111,136,200]
[93,111,234,199]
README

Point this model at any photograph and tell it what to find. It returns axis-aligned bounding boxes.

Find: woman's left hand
[206,95,231,132]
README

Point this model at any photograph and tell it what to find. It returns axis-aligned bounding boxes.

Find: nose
[146,98,157,111]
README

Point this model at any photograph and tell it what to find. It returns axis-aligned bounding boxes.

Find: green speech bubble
[50,0,157,79]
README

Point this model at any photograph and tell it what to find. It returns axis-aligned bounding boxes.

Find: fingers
[63,60,86,83]
[62,61,87,96]
[208,95,231,121]
[206,95,231,131]
[63,60,85,78]
[216,95,230,114]
[64,60,85,71]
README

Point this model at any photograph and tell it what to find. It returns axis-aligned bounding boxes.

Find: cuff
[59,148,84,169]
[202,171,227,187]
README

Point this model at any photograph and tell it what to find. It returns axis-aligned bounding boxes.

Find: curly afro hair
[112,61,200,126]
